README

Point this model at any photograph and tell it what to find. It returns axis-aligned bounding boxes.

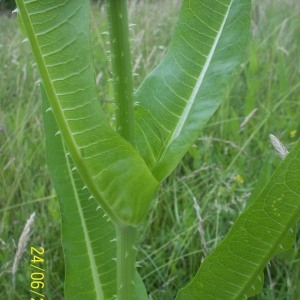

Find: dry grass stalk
[12,212,36,276]
[269,134,289,160]
[193,197,208,257]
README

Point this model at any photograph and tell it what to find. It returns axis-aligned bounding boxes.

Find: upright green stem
[116,225,138,300]
[107,2,138,299]
[107,0,135,146]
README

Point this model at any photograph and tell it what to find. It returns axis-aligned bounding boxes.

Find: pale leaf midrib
[65,146,105,299]
[165,1,233,148]
[16,0,124,224]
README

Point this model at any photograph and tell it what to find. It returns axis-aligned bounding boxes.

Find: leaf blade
[135,0,251,180]
[176,139,300,299]
[42,87,117,300]
[16,0,159,226]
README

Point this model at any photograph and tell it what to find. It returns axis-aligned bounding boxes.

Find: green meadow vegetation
[1,0,300,299]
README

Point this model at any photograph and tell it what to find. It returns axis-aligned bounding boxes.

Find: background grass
[0,0,300,299]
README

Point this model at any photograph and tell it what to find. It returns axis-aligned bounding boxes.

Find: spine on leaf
[15,0,158,226]
[107,0,135,146]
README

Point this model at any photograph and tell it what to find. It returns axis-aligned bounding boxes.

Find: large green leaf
[134,0,251,181]
[15,0,159,226]
[43,87,149,300]
[42,86,117,300]
[176,139,300,299]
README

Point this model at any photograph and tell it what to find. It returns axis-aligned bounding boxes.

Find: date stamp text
[29,246,45,299]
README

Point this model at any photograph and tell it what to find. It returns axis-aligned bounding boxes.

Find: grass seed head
[12,212,36,276]
[269,134,289,160]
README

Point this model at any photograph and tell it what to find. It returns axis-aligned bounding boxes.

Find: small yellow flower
[234,174,244,184]
[290,130,297,138]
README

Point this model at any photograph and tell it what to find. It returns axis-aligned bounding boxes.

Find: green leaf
[15,0,159,226]
[43,87,149,300]
[134,272,149,300]
[134,0,251,181]
[42,86,117,300]
[176,139,300,300]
